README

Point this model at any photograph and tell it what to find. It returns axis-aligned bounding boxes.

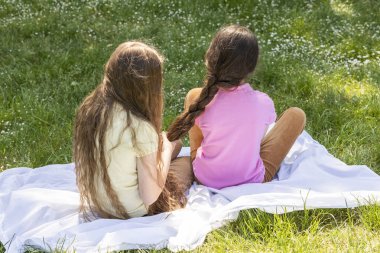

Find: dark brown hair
[74,41,185,220]
[167,25,259,141]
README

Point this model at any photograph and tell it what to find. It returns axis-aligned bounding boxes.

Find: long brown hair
[167,25,259,141]
[74,41,184,220]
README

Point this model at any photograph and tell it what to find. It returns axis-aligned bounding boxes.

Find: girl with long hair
[167,25,306,189]
[73,41,193,220]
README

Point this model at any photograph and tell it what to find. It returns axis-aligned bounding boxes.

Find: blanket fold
[1,131,379,252]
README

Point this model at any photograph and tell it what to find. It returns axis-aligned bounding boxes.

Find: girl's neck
[218,80,247,91]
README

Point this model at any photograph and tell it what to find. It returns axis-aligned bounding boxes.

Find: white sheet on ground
[1,131,380,252]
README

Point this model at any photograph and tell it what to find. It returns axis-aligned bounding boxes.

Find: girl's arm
[185,88,204,161]
[189,125,203,161]
[137,132,175,207]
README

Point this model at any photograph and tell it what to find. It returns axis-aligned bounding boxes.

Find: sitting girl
[167,25,306,189]
[73,42,193,220]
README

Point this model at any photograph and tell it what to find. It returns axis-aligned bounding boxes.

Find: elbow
[140,185,163,208]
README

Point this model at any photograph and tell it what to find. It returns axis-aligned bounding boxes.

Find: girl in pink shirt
[167,25,306,189]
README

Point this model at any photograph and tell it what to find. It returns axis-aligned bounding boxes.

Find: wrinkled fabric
[1,131,380,252]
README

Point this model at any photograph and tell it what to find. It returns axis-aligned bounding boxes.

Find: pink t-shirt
[193,83,276,189]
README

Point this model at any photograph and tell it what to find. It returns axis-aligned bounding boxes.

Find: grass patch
[123,205,380,252]
[1,0,379,252]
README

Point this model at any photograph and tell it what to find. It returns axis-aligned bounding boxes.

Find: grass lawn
[1,0,379,252]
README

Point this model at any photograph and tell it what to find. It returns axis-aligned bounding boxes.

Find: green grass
[0,0,379,252]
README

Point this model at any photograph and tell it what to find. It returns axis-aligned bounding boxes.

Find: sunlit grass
[1,0,379,252]
[330,0,354,17]
[125,205,380,252]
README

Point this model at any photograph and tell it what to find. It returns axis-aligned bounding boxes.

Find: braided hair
[167,25,259,141]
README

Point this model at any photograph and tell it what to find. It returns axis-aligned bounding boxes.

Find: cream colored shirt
[95,105,159,218]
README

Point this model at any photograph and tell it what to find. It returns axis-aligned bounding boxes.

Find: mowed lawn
[1,0,379,252]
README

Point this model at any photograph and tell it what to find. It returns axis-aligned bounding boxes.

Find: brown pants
[261,107,306,182]
[147,154,193,215]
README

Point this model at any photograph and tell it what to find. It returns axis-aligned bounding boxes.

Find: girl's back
[95,104,158,218]
[193,84,276,189]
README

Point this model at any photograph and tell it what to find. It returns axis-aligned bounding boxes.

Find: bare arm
[189,125,203,161]
[137,133,175,207]
[185,88,204,161]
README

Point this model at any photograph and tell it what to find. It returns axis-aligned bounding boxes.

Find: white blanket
[1,131,380,252]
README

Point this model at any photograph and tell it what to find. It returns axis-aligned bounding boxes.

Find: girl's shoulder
[253,89,273,100]
[249,87,275,109]
[185,88,203,106]
[242,83,272,100]
[111,103,156,133]
[107,104,158,153]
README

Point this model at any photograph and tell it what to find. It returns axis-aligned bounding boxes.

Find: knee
[285,107,306,128]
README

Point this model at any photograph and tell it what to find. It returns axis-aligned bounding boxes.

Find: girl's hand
[162,132,182,160]
[161,132,175,152]
[137,132,175,208]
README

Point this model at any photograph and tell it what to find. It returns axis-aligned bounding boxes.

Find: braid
[167,74,219,141]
